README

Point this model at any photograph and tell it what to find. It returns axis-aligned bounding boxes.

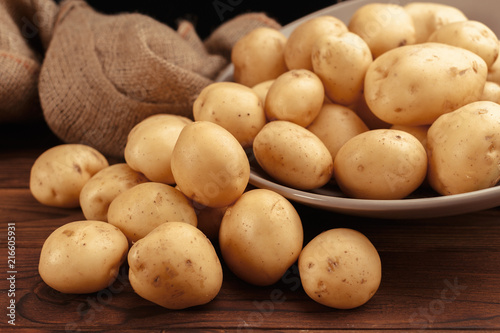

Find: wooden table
[1,120,499,332]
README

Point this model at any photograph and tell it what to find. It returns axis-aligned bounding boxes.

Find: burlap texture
[38,0,281,157]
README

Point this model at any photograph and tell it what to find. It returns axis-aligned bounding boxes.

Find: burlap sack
[38,0,281,157]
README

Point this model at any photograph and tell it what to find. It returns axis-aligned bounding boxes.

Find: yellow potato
[128,222,223,309]
[488,43,500,83]
[124,114,192,184]
[30,144,108,208]
[253,120,333,190]
[107,182,197,243]
[231,27,288,87]
[252,79,274,104]
[427,101,500,195]
[333,129,427,199]
[364,42,488,126]
[389,124,430,149]
[481,81,500,104]
[193,82,266,148]
[79,163,149,222]
[38,220,129,294]
[171,121,250,208]
[219,189,303,286]
[298,228,381,309]
[265,69,324,127]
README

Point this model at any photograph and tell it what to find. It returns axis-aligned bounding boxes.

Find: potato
[389,124,430,148]
[350,93,391,130]
[298,228,381,309]
[403,2,467,43]
[348,3,416,58]
[38,220,129,294]
[427,101,500,195]
[488,43,500,83]
[428,20,499,68]
[307,103,369,161]
[124,114,192,184]
[333,129,427,199]
[171,121,250,208]
[128,222,223,309]
[253,120,333,190]
[219,189,303,286]
[265,69,324,127]
[193,82,266,148]
[252,79,274,104]
[284,15,348,70]
[79,163,149,222]
[481,81,500,104]
[311,32,372,106]
[30,144,108,208]
[364,42,488,126]
[231,27,288,87]
[107,182,197,243]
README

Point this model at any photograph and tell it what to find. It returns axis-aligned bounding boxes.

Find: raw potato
[107,182,197,243]
[38,220,129,294]
[481,81,500,103]
[252,79,274,104]
[364,42,488,126]
[298,228,381,309]
[265,69,324,127]
[171,121,250,208]
[312,32,372,106]
[350,94,392,130]
[193,82,266,148]
[403,2,467,43]
[333,129,427,199]
[219,189,303,286]
[348,3,416,58]
[428,20,499,68]
[389,124,430,149]
[124,114,192,184]
[427,101,500,195]
[284,15,348,70]
[128,222,223,310]
[79,163,149,222]
[30,144,108,208]
[488,44,500,83]
[231,27,288,87]
[307,103,369,161]
[253,120,333,190]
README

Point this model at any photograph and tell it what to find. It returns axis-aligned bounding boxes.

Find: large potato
[193,82,266,148]
[128,222,223,309]
[298,228,381,309]
[427,101,500,195]
[30,144,108,208]
[364,42,488,126]
[124,114,192,184]
[171,121,250,208]
[107,182,197,243]
[38,220,129,294]
[253,120,333,190]
[231,27,288,87]
[333,129,427,199]
[219,189,303,286]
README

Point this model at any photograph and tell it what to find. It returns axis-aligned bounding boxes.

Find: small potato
[307,103,369,161]
[298,228,381,309]
[107,182,197,243]
[312,32,372,106]
[171,121,250,208]
[128,222,223,310]
[79,163,149,222]
[30,144,108,208]
[193,82,266,148]
[488,43,500,83]
[403,2,467,43]
[253,120,333,190]
[333,129,427,199]
[252,79,274,104]
[348,3,416,58]
[481,81,500,103]
[231,27,288,87]
[284,15,348,70]
[427,101,500,195]
[219,189,303,286]
[124,114,192,184]
[364,43,488,126]
[38,220,129,294]
[265,69,324,127]
[428,20,499,68]
[389,124,430,149]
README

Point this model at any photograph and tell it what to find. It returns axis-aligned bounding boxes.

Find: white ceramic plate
[217,0,500,219]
